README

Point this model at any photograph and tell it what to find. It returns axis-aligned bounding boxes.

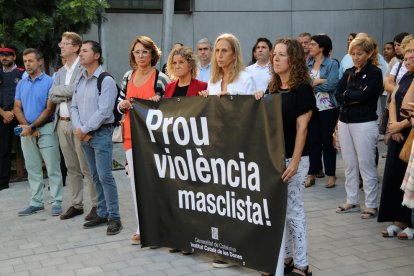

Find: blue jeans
[81,126,120,221]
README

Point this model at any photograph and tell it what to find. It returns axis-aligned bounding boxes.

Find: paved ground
[1,142,414,276]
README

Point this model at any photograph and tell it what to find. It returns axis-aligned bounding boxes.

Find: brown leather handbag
[400,128,414,163]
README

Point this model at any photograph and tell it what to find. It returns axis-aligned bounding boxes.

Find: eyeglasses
[309,42,318,47]
[132,50,150,57]
[58,42,73,47]
[198,47,210,51]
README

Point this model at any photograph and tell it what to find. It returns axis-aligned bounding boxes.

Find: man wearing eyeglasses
[49,32,97,221]
[196,38,212,82]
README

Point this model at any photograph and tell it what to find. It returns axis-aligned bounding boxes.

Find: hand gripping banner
[130,95,286,272]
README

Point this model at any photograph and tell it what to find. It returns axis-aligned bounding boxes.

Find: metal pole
[161,0,175,69]
[99,13,108,71]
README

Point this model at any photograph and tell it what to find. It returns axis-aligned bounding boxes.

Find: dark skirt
[378,128,412,225]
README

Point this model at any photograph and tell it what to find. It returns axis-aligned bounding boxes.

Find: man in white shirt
[246,37,272,92]
[49,32,97,221]
[196,38,212,82]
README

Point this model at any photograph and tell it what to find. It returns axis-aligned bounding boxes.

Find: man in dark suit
[49,32,97,220]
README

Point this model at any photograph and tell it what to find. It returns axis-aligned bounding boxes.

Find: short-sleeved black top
[269,82,316,158]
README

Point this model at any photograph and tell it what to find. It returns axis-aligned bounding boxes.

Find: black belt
[91,124,112,133]
[100,124,112,129]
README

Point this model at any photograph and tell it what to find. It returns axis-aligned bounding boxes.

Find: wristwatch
[30,124,37,131]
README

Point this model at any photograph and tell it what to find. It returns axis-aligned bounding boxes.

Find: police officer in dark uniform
[0,45,24,191]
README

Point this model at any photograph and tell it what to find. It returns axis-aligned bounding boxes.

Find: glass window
[107,0,191,13]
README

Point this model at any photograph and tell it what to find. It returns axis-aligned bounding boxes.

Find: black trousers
[308,108,339,176]
[0,120,15,187]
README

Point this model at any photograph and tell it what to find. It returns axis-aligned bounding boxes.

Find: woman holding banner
[199,33,256,97]
[117,35,170,245]
[163,47,207,254]
[255,38,315,276]
[199,33,256,268]
[164,46,207,98]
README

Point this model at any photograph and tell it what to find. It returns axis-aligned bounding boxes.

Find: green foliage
[0,0,108,70]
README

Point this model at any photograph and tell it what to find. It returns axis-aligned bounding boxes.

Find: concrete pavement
[1,143,414,276]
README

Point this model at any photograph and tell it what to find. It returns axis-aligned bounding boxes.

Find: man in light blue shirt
[14,48,63,216]
[196,38,212,82]
[339,33,388,79]
[71,40,122,236]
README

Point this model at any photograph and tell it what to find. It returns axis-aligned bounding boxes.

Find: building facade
[84,0,414,82]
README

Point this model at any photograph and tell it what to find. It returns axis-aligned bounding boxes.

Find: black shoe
[84,206,97,221]
[315,170,325,178]
[0,184,9,191]
[107,219,122,235]
[289,266,312,276]
[284,258,294,275]
[60,206,84,220]
[83,216,108,229]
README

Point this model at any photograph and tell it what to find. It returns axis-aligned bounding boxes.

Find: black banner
[130,95,286,272]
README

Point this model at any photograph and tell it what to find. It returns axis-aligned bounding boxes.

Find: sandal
[325,176,336,188]
[289,266,312,276]
[381,224,403,237]
[304,175,315,188]
[284,258,294,275]
[336,204,360,213]
[131,233,141,245]
[360,208,378,219]
[397,227,414,240]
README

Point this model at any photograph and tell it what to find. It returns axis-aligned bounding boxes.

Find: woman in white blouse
[199,33,256,269]
[200,33,256,96]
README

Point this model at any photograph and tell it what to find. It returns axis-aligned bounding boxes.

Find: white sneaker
[212,260,235,268]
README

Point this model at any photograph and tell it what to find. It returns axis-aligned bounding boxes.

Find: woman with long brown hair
[256,37,315,276]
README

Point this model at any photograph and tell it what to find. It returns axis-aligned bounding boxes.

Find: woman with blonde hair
[256,37,315,276]
[117,35,170,245]
[391,36,414,240]
[199,33,256,268]
[164,47,207,97]
[200,33,256,97]
[335,37,383,219]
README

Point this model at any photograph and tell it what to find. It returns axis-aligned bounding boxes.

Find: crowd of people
[1,29,414,276]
